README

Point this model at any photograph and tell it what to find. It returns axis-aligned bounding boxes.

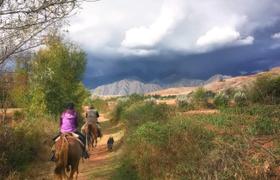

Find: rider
[85,105,102,137]
[51,103,89,161]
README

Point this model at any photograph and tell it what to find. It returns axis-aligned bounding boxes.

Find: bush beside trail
[83,97,109,113]
[0,118,57,179]
[111,75,280,179]
[0,35,89,179]
[113,103,280,179]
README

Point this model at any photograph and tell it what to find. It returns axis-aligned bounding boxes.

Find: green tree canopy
[28,35,88,117]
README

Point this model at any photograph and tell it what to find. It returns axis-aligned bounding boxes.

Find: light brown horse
[54,133,83,180]
[82,123,98,150]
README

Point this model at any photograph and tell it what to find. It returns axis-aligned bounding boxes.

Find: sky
[67,0,280,88]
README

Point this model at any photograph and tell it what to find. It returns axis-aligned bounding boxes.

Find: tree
[0,0,98,65]
[0,69,14,122]
[28,35,87,117]
[10,53,32,108]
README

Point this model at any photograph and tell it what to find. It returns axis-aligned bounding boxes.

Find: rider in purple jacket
[51,103,89,161]
[60,107,78,133]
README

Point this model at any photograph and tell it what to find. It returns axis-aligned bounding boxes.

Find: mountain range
[91,74,231,96]
[91,79,161,96]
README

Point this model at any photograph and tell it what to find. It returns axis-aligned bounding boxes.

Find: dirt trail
[77,113,124,180]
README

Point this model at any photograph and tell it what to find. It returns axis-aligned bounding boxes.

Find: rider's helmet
[67,102,75,110]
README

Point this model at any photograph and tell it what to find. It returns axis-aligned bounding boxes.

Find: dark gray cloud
[83,23,280,88]
[74,1,280,88]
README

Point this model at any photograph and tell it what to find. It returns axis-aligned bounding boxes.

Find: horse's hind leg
[74,161,80,180]
[94,137,97,147]
[92,136,96,149]
[75,164,79,180]
[69,169,74,180]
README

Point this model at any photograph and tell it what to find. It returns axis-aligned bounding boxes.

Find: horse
[54,133,83,180]
[81,122,98,150]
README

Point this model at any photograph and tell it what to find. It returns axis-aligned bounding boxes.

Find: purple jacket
[60,110,78,133]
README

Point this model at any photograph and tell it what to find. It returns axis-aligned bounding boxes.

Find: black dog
[107,136,114,151]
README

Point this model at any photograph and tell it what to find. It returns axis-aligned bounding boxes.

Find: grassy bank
[111,74,280,179]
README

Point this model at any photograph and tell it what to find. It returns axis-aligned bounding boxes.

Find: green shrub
[0,117,57,179]
[213,92,229,108]
[84,97,109,113]
[191,87,212,108]
[127,94,145,103]
[234,91,247,107]
[124,118,214,179]
[123,102,173,128]
[161,95,177,100]
[13,110,24,121]
[247,74,280,104]
[224,88,237,98]
[176,100,194,111]
[144,97,156,103]
[110,102,125,122]
[146,95,161,99]
[0,123,41,178]
[110,95,145,122]
[176,94,194,111]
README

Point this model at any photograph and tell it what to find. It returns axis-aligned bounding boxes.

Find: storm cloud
[67,0,280,88]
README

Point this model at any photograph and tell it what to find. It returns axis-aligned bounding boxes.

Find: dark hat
[67,102,75,110]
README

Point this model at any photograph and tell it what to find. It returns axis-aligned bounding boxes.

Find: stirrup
[83,151,89,159]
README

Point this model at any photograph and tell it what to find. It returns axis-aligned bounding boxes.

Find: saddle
[55,132,84,147]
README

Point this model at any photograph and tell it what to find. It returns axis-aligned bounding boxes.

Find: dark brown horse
[54,133,83,180]
[82,123,98,150]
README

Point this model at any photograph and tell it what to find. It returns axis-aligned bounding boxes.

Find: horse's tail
[55,134,69,174]
[61,135,69,168]
[88,124,94,137]
[92,123,98,139]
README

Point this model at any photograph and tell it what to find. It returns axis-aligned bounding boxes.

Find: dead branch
[0,0,96,64]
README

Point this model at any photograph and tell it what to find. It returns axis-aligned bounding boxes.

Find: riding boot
[82,145,89,159]
[83,150,89,159]
[98,128,103,138]
[50,151,55,162]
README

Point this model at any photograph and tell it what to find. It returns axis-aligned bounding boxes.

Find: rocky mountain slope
[91,79,162,96]
[91,74,232,96]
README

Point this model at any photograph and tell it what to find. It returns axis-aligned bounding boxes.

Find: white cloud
[237,36,254,45]
[271,32,280,39]
[118,48,159,56]
[121,0,184,49]
[196,26,254,51]
[67,0,280,56]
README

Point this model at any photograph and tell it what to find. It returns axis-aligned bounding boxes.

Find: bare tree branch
[0,0,95,64]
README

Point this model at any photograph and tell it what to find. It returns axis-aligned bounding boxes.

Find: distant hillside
[91,79,162,96]
[164,78,205,87]
[91,74,233,96]
[166,74,231,87]
[204,74,232,84]
[149,67,280,96]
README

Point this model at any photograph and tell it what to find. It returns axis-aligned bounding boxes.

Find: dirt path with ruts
[77,113,124,180]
